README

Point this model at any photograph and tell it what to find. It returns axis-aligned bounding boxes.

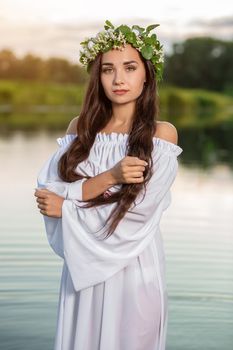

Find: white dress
[37,131,183,350]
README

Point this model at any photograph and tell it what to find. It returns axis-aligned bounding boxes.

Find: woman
[34,20,183,350]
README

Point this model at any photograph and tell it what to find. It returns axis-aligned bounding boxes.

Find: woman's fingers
[129,172,145,177]
[34,189,63,218]
[129,177,144,183]
[36,198,49,206]
[34,188,53,197]
[34,189,48,198]
[34,189,49,210]
[37,203,46,210]
[39,209,47,216]
[125,156,148,166]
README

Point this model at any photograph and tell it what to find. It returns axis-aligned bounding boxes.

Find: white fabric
[37,131,183,350]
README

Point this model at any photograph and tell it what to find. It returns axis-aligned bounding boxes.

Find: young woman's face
[100,44,146,105]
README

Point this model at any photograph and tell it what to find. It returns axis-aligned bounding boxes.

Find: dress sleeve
[60,142,183,291]
[37,134,87,200]
[36,134,87,258]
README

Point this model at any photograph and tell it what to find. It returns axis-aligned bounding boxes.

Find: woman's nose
[113,70,124,85]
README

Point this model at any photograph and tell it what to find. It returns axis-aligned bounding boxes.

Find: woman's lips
[113,90,129,95]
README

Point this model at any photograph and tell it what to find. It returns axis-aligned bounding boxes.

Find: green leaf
[144,36,155,45]
[117,25,131,35]
[141,45,153,59]
[146,24,160,34]
[132,25,145,34]
[125,32,137,43]
[157,42,163,50]
[104,20,114,30]
[151,33,157,42]
[151,56,157,65]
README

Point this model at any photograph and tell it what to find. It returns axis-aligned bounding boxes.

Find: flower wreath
[79,19,164,83]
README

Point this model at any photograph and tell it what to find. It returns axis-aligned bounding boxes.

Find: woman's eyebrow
[102,60,138,66]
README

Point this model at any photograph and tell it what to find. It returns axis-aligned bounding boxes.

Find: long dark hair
[58,49,159,239]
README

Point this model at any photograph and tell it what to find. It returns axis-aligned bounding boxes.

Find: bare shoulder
[66,116,79,135]
[154,121,178,145]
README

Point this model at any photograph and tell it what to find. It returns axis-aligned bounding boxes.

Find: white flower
[106,29,114,35]
[132,28,140,36]
[87,41,95,50]
[96,31,105,40]
[84,50,92,59]
[136,38,144,48]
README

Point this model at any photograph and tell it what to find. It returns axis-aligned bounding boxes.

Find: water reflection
[179,124,233,168]
[0,112,232,169]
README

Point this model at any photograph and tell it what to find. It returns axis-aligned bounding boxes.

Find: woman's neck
[107,102,135,132]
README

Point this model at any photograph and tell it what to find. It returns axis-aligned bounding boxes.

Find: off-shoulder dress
[37,131,183,350]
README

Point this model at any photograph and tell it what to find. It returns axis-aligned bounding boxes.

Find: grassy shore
[0,79,232,131]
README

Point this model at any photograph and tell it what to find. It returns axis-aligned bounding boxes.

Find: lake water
[0,131,232,350]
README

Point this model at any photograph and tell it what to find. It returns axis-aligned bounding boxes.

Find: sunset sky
[0,0,232,63]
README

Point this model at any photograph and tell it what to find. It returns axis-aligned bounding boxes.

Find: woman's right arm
[79,171,115,200]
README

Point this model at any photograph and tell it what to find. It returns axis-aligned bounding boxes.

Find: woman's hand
[109,156,148,184]
[34,188,64,218]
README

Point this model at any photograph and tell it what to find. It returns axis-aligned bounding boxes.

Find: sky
[0,0,232,63]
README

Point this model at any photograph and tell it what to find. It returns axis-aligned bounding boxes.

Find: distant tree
[0,49,88,84]
[44,57,87,84]
[164,37,233,93]
[18,54,44,80]
[0,49,19,79]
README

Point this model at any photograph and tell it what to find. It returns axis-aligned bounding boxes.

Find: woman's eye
[126,66,136,71]
[102,66,136,73]
[102,68,113,73]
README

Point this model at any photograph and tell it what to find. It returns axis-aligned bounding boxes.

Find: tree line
[0,50,88,85]
[0,37,232,93]
[164,37,233,94]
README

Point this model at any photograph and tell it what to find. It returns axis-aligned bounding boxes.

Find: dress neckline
[96,131,183,156]
[96,131,182,148]
[58,132,183,156]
